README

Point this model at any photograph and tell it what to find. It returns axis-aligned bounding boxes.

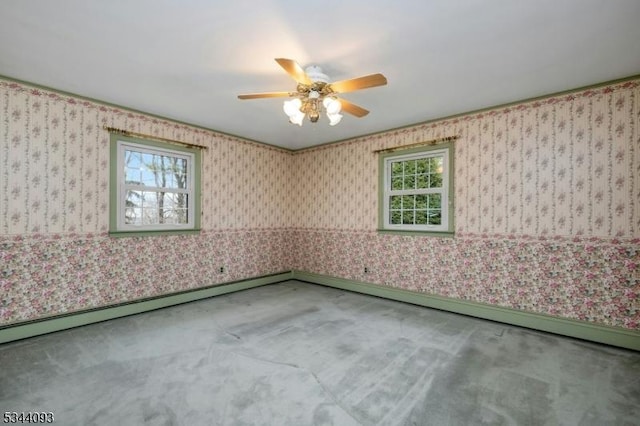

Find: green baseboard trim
[0,271,293,345]
[292,271,640,351]
[4,270,638,351]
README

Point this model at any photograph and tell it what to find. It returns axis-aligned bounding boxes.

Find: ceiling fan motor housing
[304,65,329,83]
[238,58,385,122]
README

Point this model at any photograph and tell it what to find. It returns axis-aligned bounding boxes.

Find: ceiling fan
[238,58,387,126]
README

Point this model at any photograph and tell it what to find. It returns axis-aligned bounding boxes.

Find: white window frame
[382,147,450,232]
[115,140,196,232]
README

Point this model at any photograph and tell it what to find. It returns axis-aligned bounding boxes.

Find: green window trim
[109,134,202,236]
[378,142,455,234]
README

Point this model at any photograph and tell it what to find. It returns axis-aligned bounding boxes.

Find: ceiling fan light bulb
[328,113,343,126]
[323,97,341,114]
[289,112,304,126]
[283,98,302,116]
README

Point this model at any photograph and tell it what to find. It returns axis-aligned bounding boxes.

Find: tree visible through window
[379,144,453,233]
[110,136,200,234]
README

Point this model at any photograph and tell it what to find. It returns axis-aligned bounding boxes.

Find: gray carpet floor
[1,280,639,425]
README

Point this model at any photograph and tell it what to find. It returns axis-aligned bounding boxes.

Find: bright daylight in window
[115,140,196,232]
[382,147,450,232]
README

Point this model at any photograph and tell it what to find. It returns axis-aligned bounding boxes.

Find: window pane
[125,168,140,185]
[125,190,189,226]
[390,210,402,224]
[165,193,189,214]
[391,177,402,190]
[155,170,173,189]
[161,170,173,188]
[125,150,142,168]
[124,151,141,184]
[403,175,415,189]
[416,159,427,174]
[416,174,428,189]
[405,160,416,174]
[125,150,189,189]
[402,195,415,209]
[125,190,142,208]
[141,170,157,186]
[162,155,175,172]
[428,210,442,225]
[402,210,415,225]
[139,191,155,208]
[124,207,142,224]
[141,152,154,169]
[429,173,443,188]
[391,162,403,176]
[390,195,402,209]
[176,158,187,174]
[163,209,186,225]
[142,208,158,225]
[416,194,427,209]
[415,210,428,224]
[174,207,189,224]
[165,192,177,205]
[428,194,441,208]
[128,153,187,189]
[173,172,187,189]
[428,157,443,173]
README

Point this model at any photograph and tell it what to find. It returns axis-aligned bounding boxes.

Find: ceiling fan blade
[337,98,369,117]
[329,73,387,93]
[238,92,292,100]
[275,58,312,85]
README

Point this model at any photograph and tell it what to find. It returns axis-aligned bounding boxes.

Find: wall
[1,77,639,332]
[0,79,293,325]
[290,79,640,329]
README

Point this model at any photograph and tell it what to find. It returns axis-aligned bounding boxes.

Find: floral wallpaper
[0,79,293,325]
[289,230,639,329]
[290,80,640,237]
[1,77,639,331]
[289,78,640,330]
[0,230,293,324]
[0,80,293,235]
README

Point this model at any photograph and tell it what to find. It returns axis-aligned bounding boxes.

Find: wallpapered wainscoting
[290,79,640,330]
[290,230,638,329]
[0,79,293,325]
[1,230,293,324]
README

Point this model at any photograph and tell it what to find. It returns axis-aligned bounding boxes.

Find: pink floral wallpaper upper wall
[3,77,637,238]
[0,80,293,236]
[291,80,640,239]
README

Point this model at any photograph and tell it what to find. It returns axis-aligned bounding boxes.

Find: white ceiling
[1,1,639,150]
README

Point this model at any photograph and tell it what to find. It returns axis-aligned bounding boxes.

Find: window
[379,143,453,234]
[110,135,201,235]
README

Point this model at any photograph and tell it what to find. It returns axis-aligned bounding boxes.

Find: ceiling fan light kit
[283,98,305,125]
[238,58,387,126]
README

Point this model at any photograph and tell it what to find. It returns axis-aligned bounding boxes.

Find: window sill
[109,229,201,238]
[376,229,455,238]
